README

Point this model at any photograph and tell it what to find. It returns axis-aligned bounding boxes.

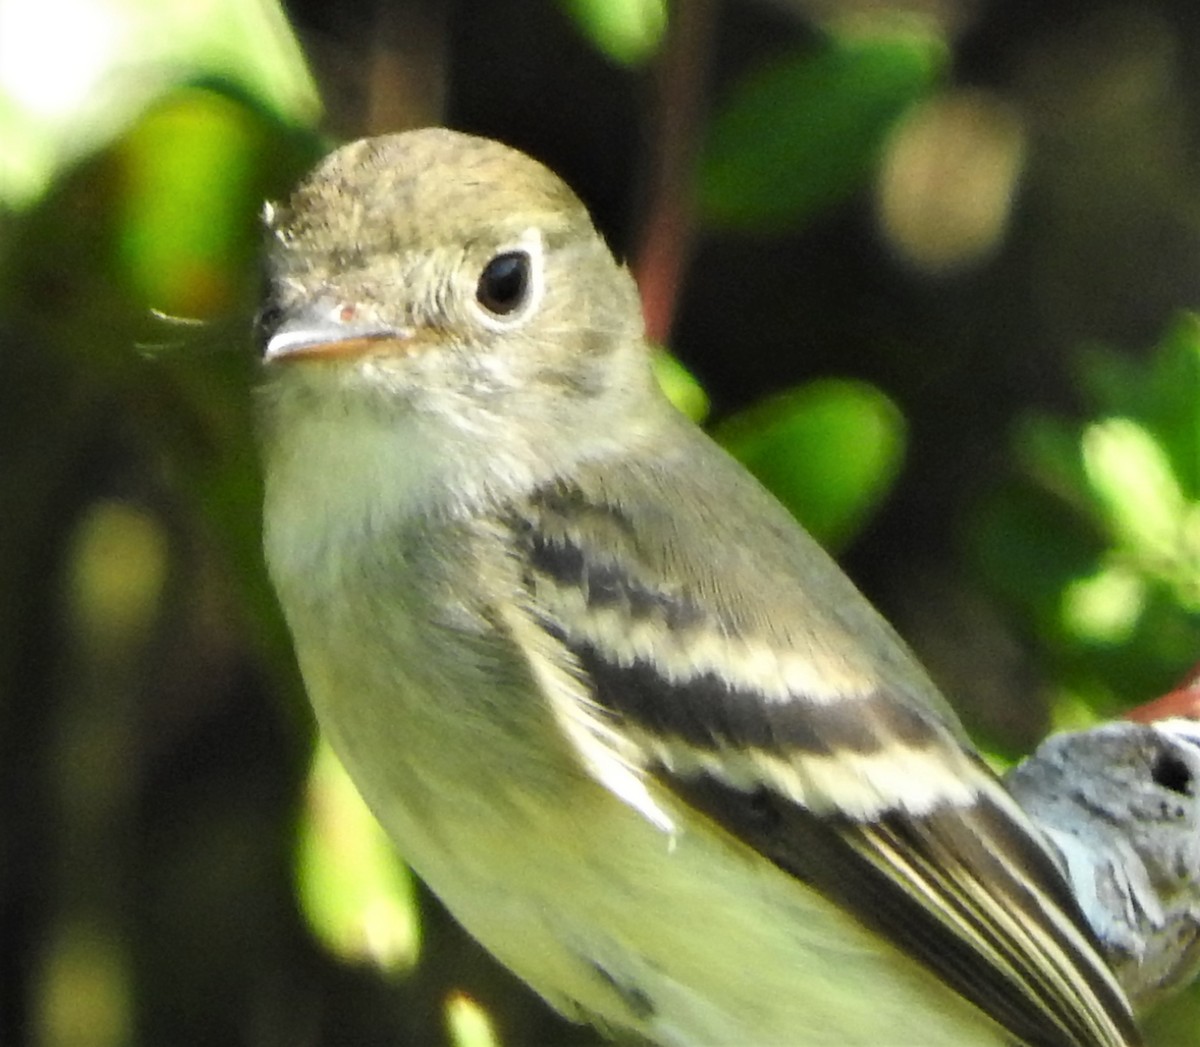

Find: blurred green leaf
[0,81,321,679]
[558,0,667,66]
[698,28,946,230]
[1081,417,1184,561]
[970,314,1200,712]
[651,347,710,422]
[1077,319,1200,502]
[0,0,318,210]
[1146,315,1200,498]
[446,993,502,1047]
[1015,415,1091,508]
[1077,315,1200,494]
[66,501,167,657]
[36,918,133,1047]
[1060,561,1146,646]
[715,378,905,549]
[296,741,421,973]
[969,483,1109,638]
[1076,345,1147,421]
[118,89,268,316]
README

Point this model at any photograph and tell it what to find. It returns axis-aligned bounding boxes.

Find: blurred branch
[364,2,448,136]
[633,0,717,345]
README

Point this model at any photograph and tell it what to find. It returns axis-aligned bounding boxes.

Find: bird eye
[476,251,532,316]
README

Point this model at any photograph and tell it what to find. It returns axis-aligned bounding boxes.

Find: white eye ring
[469,228,545,331]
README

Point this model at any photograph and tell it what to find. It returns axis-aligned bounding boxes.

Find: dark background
[2,1,1198,1044]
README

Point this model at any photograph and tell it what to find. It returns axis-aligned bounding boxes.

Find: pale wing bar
[509,502,1140,1047]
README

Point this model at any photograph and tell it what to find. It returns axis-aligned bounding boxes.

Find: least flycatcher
[256,128,1140,1047]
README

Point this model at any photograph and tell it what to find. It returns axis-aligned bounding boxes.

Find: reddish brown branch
[634,0,718,346]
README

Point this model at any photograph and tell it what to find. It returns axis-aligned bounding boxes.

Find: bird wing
[501,428,1140,1047]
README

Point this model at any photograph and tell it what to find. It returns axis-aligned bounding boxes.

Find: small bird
[255,127,1141,1046]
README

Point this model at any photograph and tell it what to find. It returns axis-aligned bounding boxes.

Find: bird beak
[262,304,418,364]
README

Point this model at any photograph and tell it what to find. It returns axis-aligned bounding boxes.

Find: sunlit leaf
[1076,317,1200,502]
[971,314,1200,721]
[1081,417,1184,560]
[1060,562,1146,645]
[698,28,946,230]
[1045,687,1107,734]
[714,378,904,548]
[117,90,264,316]
[0,0,318,210]
[651,347,710,422]
[296,741,420,973]
[445,992,502,1047]
[558,0,667,66]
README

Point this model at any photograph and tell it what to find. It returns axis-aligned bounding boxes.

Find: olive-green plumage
[257,128,1140,1047]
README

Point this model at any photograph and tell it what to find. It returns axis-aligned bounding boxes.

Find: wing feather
[501,448,1141,1047]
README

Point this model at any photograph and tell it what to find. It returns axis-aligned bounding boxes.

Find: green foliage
[445,993,502,1047]
[698,26,946,230]
[296,742,421,973]
[0,0,318,210]
[969,315,1200,718]
[651,347,711,422]
[716,379,906,550]
[6,1,1200,1044]
[557,0,667,66]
